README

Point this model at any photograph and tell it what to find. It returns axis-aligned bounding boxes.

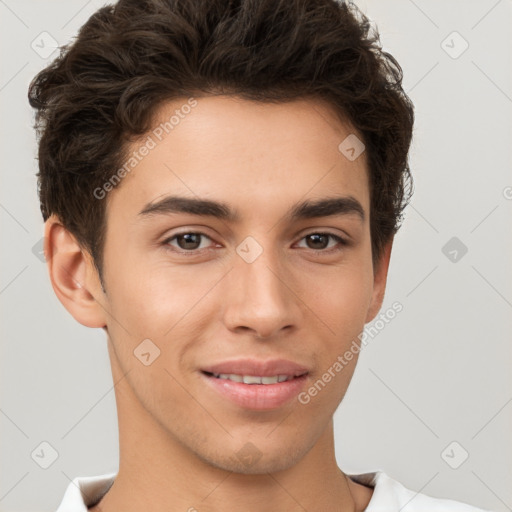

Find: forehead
[105,95,370,222]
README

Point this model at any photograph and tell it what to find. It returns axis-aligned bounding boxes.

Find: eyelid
[300,227,351,242]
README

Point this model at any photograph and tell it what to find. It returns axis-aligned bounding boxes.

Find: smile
[201,370,309,410]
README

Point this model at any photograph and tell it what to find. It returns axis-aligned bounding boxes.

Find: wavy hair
[28,0,414,282]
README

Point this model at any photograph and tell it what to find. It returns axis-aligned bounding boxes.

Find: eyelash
[161,231,348,256]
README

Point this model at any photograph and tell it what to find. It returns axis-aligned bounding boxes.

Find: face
[56,95,390,475]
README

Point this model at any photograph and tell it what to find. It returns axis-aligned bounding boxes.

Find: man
[28,0,489,510]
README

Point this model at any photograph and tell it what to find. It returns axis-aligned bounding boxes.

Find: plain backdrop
[1,1,511,511]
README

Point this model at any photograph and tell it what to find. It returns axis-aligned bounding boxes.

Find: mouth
[199,360,310,410]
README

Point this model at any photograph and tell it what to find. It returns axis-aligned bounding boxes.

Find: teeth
[243,375,262,384]
[211,373,294,384]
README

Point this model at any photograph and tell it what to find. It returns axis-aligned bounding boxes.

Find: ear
[365,238,393,323]
[44,214,108,328]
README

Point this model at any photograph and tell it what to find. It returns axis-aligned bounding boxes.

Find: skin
[45,95,393,512]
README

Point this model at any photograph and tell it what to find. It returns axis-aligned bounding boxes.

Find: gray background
[1,0,511,511]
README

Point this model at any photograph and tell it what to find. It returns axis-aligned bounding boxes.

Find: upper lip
[201,358,309,377]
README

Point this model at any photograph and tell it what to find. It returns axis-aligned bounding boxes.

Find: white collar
[56,469,488,511]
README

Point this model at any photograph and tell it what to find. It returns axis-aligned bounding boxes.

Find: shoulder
[348,471,491,512]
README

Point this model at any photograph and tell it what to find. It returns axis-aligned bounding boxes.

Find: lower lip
[201,372,308,410]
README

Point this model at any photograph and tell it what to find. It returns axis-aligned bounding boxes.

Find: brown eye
[305,233,330,250]
[163,232,213,252]
[297,233,347,252]
[175,233,202,250]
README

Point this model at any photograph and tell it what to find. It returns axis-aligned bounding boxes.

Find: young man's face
[52,95,391,474]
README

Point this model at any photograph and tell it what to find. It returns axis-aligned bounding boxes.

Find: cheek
[103,258,224,382]
[307,263,374,339]
[296,346,359,425]
[106,246,217,335]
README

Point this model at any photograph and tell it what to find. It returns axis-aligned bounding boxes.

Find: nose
[221,244,301,339]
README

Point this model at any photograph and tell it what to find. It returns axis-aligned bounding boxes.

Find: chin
[195,439,309,475]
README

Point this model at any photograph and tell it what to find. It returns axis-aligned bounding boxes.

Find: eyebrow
[138,195,365,223]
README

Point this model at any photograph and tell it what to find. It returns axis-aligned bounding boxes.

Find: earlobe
[44,215,107,329]
[365,239,393,323]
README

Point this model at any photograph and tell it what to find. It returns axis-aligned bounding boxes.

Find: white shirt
[55,470,491,511]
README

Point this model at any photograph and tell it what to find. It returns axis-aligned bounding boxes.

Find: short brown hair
[28,0,414,284]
